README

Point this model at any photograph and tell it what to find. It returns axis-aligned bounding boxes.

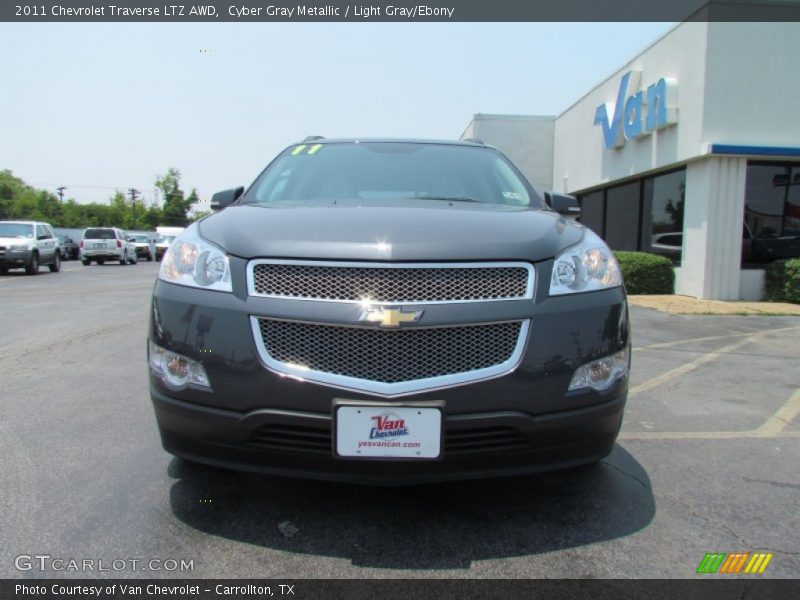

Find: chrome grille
[248,260,533,303]
[253,317,528,396]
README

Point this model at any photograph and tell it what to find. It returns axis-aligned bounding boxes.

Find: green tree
[156,167,190,226]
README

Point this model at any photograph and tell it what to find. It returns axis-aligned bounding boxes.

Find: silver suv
[80,227,138,266]
[0,220,62,275]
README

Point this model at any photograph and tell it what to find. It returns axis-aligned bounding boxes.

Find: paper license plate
[335,403,442,459]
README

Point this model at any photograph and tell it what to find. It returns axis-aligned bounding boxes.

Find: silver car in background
[80,227,138,266]
[129,233,155,262]
[0,220,62,275]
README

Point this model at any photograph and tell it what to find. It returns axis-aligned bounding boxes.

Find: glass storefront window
[744,162,800,263]
[642,169,685,262]
[578,190,604,237]
[745,165,787,240]
[577,168,685,263]
[605,182,640,251]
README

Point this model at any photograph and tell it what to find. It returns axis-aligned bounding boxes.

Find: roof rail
[462,138,485,145]
[303,135,325,143]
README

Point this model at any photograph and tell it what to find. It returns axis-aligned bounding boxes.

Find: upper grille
[249,261,533,303]
[254,318,526,395]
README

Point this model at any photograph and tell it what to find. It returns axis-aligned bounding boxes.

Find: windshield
[0,223,34,238]
[157,235,176,243]
[131,235,149,242]
[245,142,540,208]
[84,228,116,240]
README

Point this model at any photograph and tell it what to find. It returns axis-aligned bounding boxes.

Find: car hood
[198,204,585,262]
[0,237,32,246]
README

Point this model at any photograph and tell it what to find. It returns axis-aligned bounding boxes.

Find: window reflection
[642,170,685,262]
[744,162,800,263]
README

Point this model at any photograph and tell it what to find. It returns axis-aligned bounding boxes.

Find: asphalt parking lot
[1,261,798,579]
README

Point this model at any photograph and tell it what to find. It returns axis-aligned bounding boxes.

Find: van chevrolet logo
[359,307,423,328]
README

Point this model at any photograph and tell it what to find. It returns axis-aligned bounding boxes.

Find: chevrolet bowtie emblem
[359,307,424,328]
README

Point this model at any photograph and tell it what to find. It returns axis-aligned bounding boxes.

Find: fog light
[149,341,211,390]
[569,347,629,391]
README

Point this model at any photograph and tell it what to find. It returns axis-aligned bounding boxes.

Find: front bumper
[153,387,625,485]
[149,258,630,484]
[0,249,32,266]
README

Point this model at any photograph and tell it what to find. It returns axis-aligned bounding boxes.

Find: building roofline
[556,21,687,119]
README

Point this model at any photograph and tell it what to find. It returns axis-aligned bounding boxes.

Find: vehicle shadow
[168,444,654,570]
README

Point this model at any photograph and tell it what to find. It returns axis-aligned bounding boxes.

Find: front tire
[82,258,91,266]
[49,252,61,273]
[25,252,39,275]
[119,250,127,266]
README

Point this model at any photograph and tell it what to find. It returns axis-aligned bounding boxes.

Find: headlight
[149,341,211,390]
[10,243,28,251]
[569,347,629,391]
[550,229,622,295]
[158,224,232,292]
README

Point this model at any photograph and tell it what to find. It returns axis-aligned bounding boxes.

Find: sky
[0,22,674,206]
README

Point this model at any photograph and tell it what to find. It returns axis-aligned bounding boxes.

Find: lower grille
[247,424,331,455]
[245,424,532,456]
[253,317,527,395]
[445,427,531,455]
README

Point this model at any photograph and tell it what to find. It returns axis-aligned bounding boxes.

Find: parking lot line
[755,388,800,437]
[630,337,754,397]
[634,332,757,352]
[629,326,800,398]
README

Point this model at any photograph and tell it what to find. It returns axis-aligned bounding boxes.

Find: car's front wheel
[25,252,39,275]
[49,252,61,273]
[119,250,127,266]
[82,258,91,266]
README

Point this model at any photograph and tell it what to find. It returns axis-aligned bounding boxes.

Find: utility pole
[56,186,66,203]
[129,188,140,228]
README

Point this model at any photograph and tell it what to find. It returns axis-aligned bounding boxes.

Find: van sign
[594,71,678,149]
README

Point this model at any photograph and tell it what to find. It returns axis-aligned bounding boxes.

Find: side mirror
[544,192,581,217]
[211,187,245,211]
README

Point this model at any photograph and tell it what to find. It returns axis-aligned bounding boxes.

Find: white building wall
[553,22,709,193]
[460,114,555,194]
[702,22,800,148]
[678,156,747,299]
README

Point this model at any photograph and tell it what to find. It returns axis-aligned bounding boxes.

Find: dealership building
[461,21,800,300]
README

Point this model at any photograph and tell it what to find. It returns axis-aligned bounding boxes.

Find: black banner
[4,579,800,600]
[3,0,800,22]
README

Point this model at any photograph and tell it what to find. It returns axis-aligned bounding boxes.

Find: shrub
[765,259,800,304]
[614,251,674,295]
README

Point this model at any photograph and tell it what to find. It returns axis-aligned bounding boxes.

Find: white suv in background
[0,220,62,275]
[80,227,138,266]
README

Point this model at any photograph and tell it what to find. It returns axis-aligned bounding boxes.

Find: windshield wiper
[410,196,484,203]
